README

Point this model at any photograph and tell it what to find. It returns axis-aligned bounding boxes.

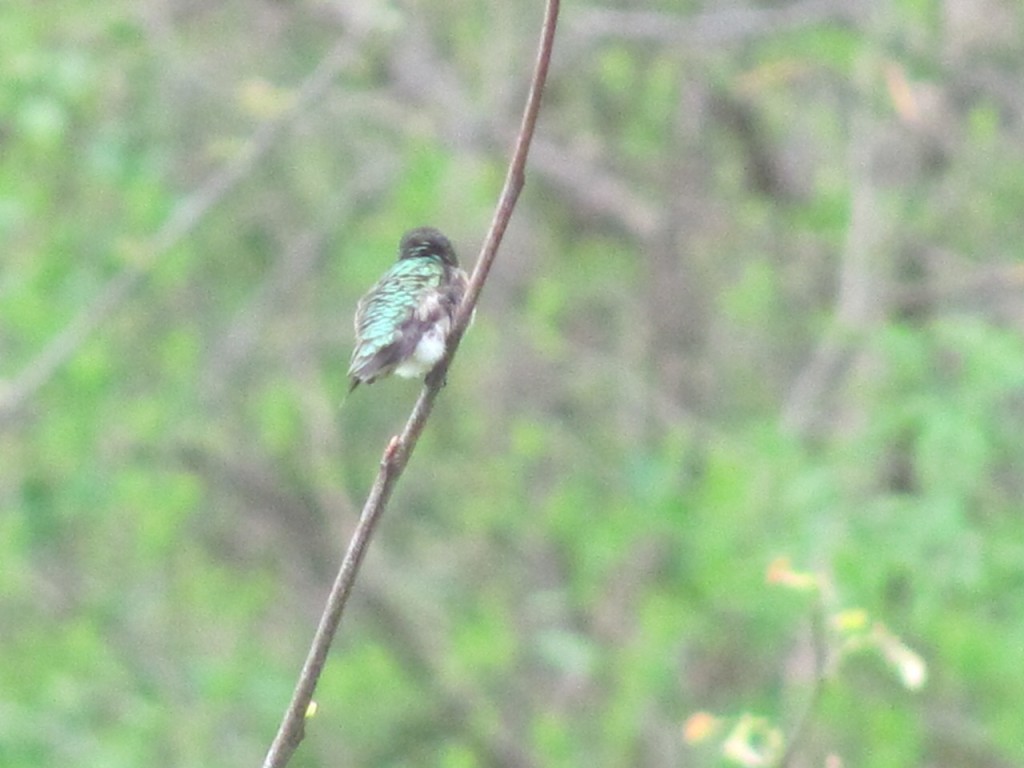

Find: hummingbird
[348,227,469,393]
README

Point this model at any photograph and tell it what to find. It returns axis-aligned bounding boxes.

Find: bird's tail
[339,377,359,409]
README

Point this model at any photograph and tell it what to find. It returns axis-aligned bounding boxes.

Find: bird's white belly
[395,325,447,378]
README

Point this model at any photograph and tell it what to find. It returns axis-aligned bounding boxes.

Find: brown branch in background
[199,158,399,397]
[893,261,1024,313]
[780,41,886,437]
[528,138,659,238]
[0,39,359,426]
[384,16,657,241]
[358,565,539,768]
[778,597,829,767]
[260,2,561,766]
[567,0,862,49]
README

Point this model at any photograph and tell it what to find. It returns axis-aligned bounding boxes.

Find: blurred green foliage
[3,1,1024,767]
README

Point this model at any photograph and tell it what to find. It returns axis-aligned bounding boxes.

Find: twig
[260,2,561,766]
[0,39,358,425]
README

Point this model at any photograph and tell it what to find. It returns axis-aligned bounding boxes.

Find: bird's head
[398,227,459,268]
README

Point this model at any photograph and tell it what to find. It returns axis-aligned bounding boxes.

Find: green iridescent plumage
[348,227,468,392]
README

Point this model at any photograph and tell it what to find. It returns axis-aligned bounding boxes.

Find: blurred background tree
[2,0,1024,766]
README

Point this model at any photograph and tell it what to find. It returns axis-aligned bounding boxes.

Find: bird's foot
[426,366,448,389]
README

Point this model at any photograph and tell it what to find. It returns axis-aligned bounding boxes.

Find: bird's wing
[348,260,444,384]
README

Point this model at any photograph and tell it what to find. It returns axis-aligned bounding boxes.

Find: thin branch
[260,2,561,766]
[0,38,359,425]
